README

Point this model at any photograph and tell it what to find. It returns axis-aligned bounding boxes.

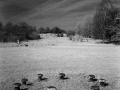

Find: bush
[67,30,75,37]
[28,32,41,40]
[69,35,84,42]
[69,36,73,40]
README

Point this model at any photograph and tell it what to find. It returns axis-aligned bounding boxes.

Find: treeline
[0,22,40,42]
[37,27,66,34]
[0,21,67,42]
[76,0,120,43]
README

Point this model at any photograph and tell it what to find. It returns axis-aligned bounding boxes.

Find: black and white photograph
[0,0,120,90]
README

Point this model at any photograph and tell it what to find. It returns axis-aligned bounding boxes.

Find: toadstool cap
[13,83,21,86]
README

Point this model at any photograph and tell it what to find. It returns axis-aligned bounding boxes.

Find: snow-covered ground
[0,36,120,90]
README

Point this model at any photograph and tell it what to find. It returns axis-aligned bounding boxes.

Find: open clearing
[0,36,120,90]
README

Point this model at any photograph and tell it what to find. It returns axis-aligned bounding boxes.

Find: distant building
[63,34,67,37]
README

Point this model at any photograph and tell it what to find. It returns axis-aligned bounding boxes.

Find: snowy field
[0,36,120,90]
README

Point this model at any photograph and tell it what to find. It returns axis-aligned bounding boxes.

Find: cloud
[1,3,30,19]
[23,0,97,20]
[0,0,120,30]
[22,0,98,30]
[0,0,48,19]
